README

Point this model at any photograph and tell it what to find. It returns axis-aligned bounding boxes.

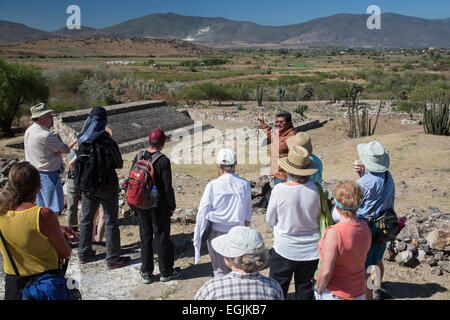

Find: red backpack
[126,151,163,209]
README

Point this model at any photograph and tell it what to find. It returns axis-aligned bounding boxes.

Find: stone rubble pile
[0,158,20,188]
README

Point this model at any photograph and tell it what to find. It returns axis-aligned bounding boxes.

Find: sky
[0,0,449,31]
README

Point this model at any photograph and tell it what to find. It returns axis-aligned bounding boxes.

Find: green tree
[0,59,49,136]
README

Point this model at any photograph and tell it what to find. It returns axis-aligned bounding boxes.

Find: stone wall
[54,100,199,154]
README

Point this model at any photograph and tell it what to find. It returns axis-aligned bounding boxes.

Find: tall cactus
[276,84,286,108]
[423,94,450,136]
[256,85,265,107]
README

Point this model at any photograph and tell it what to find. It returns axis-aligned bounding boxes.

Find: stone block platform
[54,100,211,154]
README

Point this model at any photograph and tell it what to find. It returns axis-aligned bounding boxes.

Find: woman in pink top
[314,181,372,300]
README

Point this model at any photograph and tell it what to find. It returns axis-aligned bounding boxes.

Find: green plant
[299,85,314,101]
[0,59,49,136]
[423,94,449,136]
[256,85,265,106]
[276,84,286,107]
[294,104,308,118]
[79,77,115,105]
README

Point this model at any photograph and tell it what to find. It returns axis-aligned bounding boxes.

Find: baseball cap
[216,148,237,166]
[211,226,266,258]
[149,128,167,145]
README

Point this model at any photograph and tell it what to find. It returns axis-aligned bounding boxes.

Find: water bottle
[150,185,159,208]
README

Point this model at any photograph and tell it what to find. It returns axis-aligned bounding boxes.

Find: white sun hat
[357,140,390,173]
[211,226,266,258]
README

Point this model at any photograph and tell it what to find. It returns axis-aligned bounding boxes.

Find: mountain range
[1,12,449,48]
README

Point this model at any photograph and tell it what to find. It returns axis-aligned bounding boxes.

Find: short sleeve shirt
[356,171,395,220]
[24,123,65,172]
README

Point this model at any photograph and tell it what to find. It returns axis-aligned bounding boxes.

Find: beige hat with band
[30,103,53,120]
[278,145,318,176]
[286,132,312,154]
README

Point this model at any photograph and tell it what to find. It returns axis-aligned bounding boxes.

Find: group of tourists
[0,105,396,301]
[194,111,395,301]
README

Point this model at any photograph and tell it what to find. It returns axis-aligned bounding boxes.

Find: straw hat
[278,145,318,176]
[286,132,312,154]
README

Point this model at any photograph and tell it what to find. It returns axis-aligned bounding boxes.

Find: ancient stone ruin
[54,100,210,154]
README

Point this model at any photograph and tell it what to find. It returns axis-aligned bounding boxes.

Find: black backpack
[73,140,109,193]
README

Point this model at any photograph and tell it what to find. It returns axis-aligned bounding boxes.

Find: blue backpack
[22,273,80,300]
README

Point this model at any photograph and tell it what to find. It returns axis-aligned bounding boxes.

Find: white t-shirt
[267,182,321,261]
[24,123,65,172]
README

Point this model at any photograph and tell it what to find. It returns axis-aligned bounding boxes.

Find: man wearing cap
[353,140,395,300]
[193,148,252,278]
[132,128,180,283]
[258,112,296,185]
[195,226,284,300]
[24,103,70,214]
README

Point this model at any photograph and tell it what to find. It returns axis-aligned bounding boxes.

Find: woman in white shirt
[267,145,320,300]
[193,149,252,277]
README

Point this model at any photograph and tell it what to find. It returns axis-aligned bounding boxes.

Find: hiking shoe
[106,256,131,270]
[160,267,182,282]
[78,249,96,264]
[140,271,156,284]
[373,288,394,300]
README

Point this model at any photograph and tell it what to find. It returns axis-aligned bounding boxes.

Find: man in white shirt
[193,149,252,277]
[24,103,70,214]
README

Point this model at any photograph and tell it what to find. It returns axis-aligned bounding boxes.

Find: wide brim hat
[278,145,318,176]
[211,226,266,258]
[286,132,312,154]
[30,103,53,119]
[357,140,390,173]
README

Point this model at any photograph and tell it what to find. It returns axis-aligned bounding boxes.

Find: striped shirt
[194,271,284,300]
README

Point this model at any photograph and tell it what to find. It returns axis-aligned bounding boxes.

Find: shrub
[0,59,49,136]
[79,77,115,105]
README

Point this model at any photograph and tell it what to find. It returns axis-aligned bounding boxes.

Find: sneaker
[373,288,394,300]
[160,267,182,282]
[78,249,96,264]
[106,256,131,270]
[140,271,156,284]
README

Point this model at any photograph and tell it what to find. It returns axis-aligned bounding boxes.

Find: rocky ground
[0,101,449,300]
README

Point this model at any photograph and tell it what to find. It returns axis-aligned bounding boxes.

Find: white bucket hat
[216,148,237,166]
[357,140,390,173]
[211,226,266,258]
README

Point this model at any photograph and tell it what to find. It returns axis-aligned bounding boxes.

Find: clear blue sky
[1,0,449,31]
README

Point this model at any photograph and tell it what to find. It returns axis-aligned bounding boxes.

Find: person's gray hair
[225,251,269,273]
[287,173,310,183]
[219,163,236,172]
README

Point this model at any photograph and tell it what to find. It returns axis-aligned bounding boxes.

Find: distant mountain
[0,20,56,45]
[1,12,449,48]
[53,26,97,37]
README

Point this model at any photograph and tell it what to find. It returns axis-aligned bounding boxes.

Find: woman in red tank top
[314,181,372,300]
